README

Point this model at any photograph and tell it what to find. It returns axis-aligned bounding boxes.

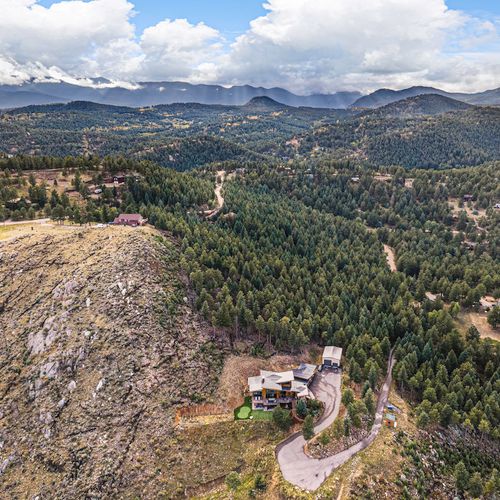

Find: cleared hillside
[0,226,221,498]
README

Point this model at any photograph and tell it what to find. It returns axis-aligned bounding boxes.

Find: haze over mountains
[1,78,499,110]
[0,80,361,110]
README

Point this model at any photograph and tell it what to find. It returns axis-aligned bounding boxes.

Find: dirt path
[2,218,50,226]
[277,353,395,491]
[214,170,226,209]
[383,244,397,272]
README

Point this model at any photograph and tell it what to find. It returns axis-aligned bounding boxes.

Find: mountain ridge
[364,93,474,117]
[351,85,500,108]
[1,80,499,110]
[0,80,361,110]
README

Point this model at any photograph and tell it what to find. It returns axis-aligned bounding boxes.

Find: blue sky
[126,0,268,39]
[38,0,500,36]
[5,1,500,92]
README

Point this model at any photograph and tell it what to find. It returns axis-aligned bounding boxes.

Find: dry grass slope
[0,226,220,498]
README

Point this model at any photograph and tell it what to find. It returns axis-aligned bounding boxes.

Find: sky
[1,0,499,94]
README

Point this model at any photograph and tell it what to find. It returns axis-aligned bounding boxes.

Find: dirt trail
[383,244,397,272]
[214,170,226,209]
[207,170,234,219]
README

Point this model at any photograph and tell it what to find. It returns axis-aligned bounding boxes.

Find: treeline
[295,107,500,168]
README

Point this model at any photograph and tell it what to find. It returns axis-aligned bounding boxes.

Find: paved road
[276,353,395,491]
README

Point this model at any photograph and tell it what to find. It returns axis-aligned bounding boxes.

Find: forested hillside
[2,98,499,170]
[296,106,500,168]
[1,105,499,497]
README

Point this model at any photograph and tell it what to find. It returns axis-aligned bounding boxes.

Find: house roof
[290,380,309,397]
[248,375,264,392]
[323,346,342,362]
[248,369,307,393]
[116,213,143,221]
[293,363,317,381]
[385,413,396,421]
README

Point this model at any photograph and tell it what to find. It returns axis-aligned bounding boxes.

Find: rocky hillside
[0,226,222,498]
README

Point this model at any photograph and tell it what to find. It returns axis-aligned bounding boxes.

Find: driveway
[276,353,395,491]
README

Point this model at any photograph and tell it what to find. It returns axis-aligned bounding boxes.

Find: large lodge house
[247,346,342,411]
[247,363,317,411]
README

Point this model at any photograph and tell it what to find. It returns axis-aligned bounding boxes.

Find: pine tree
[468,472,483,498]
[303,415,314,440]
[454,461,469,492]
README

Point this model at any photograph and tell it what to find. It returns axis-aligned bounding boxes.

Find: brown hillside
[0,226,221,498]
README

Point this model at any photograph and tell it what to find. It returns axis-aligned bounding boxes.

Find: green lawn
[234,397,273,421]
[236,405,251,419]
[250,410,273,421]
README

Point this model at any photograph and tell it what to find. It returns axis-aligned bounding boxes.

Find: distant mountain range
[0,79,499,110]
[0,80,361,110]
[351,85,500,108]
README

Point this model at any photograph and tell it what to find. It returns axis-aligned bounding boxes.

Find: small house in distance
[113,214,146,227]
[384,413,397,428]
[322,346,342,369]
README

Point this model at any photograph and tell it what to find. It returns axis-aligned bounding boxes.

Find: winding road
[206,170,230,220]
[277,353,395,491]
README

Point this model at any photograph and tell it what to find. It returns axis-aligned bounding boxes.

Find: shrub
[319,432,331,445]
[273,406,292,431]
[225,471,241,491]
[254,474,267,491]
[307,398,322,416]
[303,415,315,440]
[296,398,308,419]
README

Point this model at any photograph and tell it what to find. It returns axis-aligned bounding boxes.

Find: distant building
[480,296,500,311]
[384,413,397,428]
[247,364,316,411]
[495,203,500,209]
[322,346,342,369]
[113,175,126,184]
[463,194,474,202]
[113,214,146,227]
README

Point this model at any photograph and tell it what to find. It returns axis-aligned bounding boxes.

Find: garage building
[322,346,342,368]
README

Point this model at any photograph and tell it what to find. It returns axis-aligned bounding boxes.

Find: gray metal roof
[293,363,317,381]
[322,346,342,363]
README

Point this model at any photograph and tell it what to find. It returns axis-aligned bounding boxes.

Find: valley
[0,87,499,499]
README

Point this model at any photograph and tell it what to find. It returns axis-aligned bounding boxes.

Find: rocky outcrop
[0,227,222,498]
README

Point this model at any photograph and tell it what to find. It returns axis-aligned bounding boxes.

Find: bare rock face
[0,227,222,498]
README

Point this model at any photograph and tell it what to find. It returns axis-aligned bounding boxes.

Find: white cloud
[216,0,471,92]
[0,0,498,93]
[0,0,136,69]
[138,18,222,81]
